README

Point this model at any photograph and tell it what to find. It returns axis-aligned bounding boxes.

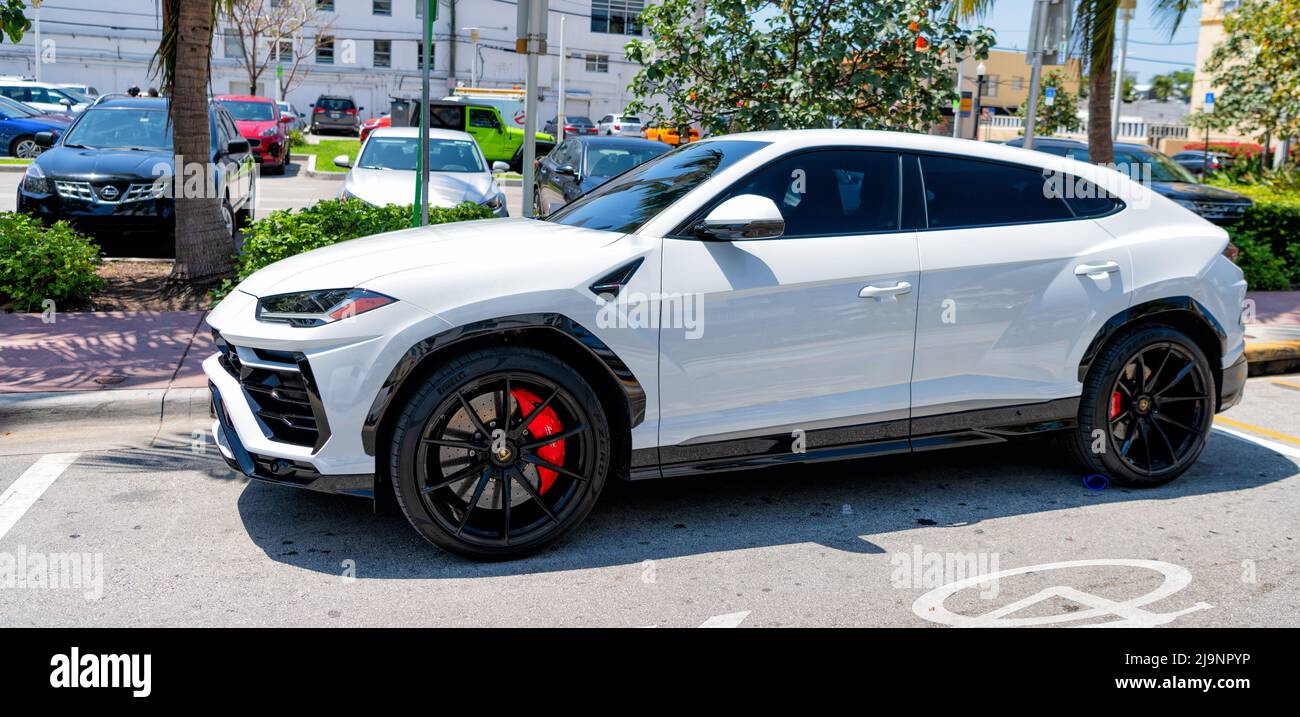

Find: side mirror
[358,106,365,112]
[227,139,250,154]
[333,155,351,168]
[59,98,73,107]
[695,194,785,240]
[556,164,577,177]
[35,131,56,148]
[491,161,510,173]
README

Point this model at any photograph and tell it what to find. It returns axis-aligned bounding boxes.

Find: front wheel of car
[1064,325,1215,487]
[10,135,40,159]
[389,347,612,560]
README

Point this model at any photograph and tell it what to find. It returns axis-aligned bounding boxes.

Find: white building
[0,0,650,124]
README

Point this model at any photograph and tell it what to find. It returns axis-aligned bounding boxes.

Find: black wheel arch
[1078,296,1227,403]
[363,313,643,487]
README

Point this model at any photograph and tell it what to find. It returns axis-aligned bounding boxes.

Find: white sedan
[207,129,1247,560]
[334,127,508,216]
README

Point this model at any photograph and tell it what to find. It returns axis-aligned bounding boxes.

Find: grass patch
[292,139,361,173]
[0,158,32,165]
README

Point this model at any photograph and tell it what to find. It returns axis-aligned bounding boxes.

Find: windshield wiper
[62,143,95,150]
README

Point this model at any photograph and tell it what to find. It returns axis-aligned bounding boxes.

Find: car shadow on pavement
[232,430,1299,579]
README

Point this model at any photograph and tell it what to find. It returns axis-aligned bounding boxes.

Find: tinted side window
[919,155,1072,228]
[1062,178,1123,218]
[714,149,902,237]
[469,108,499,129]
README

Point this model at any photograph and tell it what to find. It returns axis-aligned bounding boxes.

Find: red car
[360,114,390,144]
[214,95,293,175]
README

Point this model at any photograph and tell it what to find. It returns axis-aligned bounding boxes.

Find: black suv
[16,96,256,245]
[309,95,362,135]
[1005,137,1252,225]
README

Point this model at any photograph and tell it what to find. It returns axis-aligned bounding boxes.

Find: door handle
[1074,261,1120,277]
[859,281,912,299]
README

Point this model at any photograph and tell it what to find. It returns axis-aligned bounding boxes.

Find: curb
[0,162,31,173]
[303,153,346,180]
[0,386,212,432]
[1244,340,1300,377]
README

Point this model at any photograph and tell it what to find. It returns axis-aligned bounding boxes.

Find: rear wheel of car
[1064,325,1215,487]
[389,347,612,560]
[10,135,39,159]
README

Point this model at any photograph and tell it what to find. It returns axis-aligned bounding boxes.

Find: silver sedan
[335,127,509,216]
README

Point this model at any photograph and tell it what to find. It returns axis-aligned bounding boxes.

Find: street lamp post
[974,62,987,141]
[1111,0,1136,140]
[464,27,480,86]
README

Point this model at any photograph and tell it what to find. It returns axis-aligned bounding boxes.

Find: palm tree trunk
[168,0,233,283]
[1087,51,1115,165]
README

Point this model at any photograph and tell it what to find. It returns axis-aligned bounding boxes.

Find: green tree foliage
[624,0,994,135]
[1016,70,1081,135]
[1194,0,1300,152]
[0,0,29,43]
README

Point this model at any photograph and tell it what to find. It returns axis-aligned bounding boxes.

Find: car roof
[216,95,274,103]
[573,136,665,150]
[370,127,475,142]
[90,96,170,109]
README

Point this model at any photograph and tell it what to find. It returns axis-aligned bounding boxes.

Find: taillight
[314,107,325,113]
[345,108,356,115]
[614,125,620,130]
[1223,243,1239,263]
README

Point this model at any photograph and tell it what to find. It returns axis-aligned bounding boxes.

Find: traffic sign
[1044,86,1056,107]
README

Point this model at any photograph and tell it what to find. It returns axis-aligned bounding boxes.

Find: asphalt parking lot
[0,162,526,248]
[1,375,1297,627]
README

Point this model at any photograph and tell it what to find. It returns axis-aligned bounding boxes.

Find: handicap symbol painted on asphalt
[912,558,1212,627]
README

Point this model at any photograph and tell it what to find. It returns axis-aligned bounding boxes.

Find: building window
[373,0,391,15]
[318,0,334,11]
[274,39,292,63]
[374,39,391,68]
[418,41,433,69]
[223,29,243,59]
[1011,76,1024,91]
[317,36,335,64]
[585,53,609,73]
[981,74,999,98]
[591,0,645,35]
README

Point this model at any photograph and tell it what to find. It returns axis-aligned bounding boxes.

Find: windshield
[58,88,91,104]
[1117,149,1199,183]
[317,97,355,111]
[0,96,40,117]
[584,143,670,177]
[220,100,276,122]
[546,139,768,233]
[62,108,171,150]
[357,136,485,172]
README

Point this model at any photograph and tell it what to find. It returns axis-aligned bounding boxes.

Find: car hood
[233,217,621,298]
[34,113,73,125]
[235,119,278,137]
[345,168,496,208]
[1152,181,1252,204]
[36,146,172,178]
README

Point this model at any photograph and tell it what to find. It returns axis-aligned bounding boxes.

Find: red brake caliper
[510,388,566,494]
[1109,390,1123,419]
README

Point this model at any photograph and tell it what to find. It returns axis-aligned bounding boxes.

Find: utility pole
[952,54,963,139]
[32,0,41,81]
[1111,0,1136,140]
[1023,0,1072,150]
[1022,0,1050,150]
[557,15,565,141]
[465,27,480,86]
[448,1,456,93]
[974,62,986,141]
[413,0,436,227]
[517,0,548,218]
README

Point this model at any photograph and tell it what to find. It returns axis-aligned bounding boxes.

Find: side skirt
[630,397,1079,480]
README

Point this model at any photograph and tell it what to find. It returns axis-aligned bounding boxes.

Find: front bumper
[18,186,174,236]
[204,289,454,486]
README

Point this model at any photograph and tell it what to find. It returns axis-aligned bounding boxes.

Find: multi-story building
[0,1,651,125]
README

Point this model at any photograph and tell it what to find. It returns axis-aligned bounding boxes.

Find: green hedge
[0,213,104,312]
[1213,181,1300,290]
[215,199,494,298]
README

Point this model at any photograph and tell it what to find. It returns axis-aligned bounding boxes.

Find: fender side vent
[589,258,645,298]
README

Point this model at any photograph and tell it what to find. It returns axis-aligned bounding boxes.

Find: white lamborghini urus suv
[205,129,1248,560]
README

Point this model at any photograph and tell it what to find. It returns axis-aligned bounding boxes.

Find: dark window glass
[710,150,901,237]
[317,97,354,111]
[1062,179,1123,218]
[469,108,500,129]
[919,155,1073,228]
[547,139,768,233]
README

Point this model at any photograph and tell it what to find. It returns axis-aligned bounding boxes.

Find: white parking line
[1213,426,1300,461]
[698,611,751,628]
[0,453,80,543]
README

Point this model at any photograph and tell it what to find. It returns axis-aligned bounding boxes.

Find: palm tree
[950,0,1194,165]
[154,0,236,283]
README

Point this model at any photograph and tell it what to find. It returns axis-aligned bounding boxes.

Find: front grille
[213,330,330,450]
[54,180,93,200]
[53,180,165,203]
[1194,201,1248,220]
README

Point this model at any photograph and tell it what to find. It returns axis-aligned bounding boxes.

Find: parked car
[310,95,363,135]
[205,129,1246,560]
[359,114,390,144]
[0,95,73,158]
[215,95,292,175]
[543,115,597,138]
[644,124,700,145]
[17,95,256,243]
[595,113,644,137]
[1006,137,1253,225]
[0,80,90,114]
[1171,150,1231,177]
[416,100,553,171]
[58,83,99,98]
[335,127,508,216]
[535,135,670,214]
[277,101,305,133]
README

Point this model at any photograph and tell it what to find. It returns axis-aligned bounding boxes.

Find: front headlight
[481,191,504,210]
[23,162,48,194]
[256,288,396,327]
[259,126,278,138]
